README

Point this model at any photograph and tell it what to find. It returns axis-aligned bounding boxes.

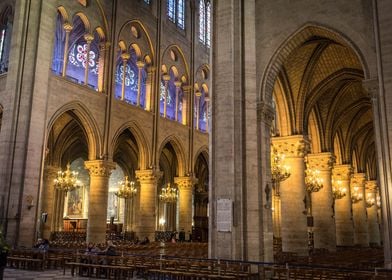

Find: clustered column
[175,176,196,240]
[351,173,369,246]
[306,152,336,251]
[85,160,116,244]
[365,180,381,246]
[135,169,162,241]
[41,165,58,239]
[272,135,309,256]
[332,164,354,246]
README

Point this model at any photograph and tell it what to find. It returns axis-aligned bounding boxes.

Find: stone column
[365,181,380,246]
[306,153,336,251]
[120,53,130,100]
[163,74,170,118]
[84,160,116,244]
[83,33,94,86]
[175,176,196,239]
[135,169,162,241]
[61,23,73,77]
[351,173,369,246]
[332,164,354,246]
[145,66,155,111]
[272,135,309,256]
[41,165,58,239]
[136,61,145,107]
[182,85,191,125]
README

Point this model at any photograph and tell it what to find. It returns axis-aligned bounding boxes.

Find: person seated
[140,236,150,245]
[38,239,50,252]
[85,242,99,255]
[102,240,117,256]
[33,238,43,248]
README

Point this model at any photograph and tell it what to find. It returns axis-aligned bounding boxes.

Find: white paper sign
[217,198,232,232]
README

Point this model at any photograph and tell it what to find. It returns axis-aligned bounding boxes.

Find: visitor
[102,240,117,256]
[85,242,99,255]
[38,239,50,252]
[140,236,150,245]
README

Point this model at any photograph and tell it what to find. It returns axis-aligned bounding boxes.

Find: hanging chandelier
[305,168,323,193]
[54,163,83,193]
[271,148,291,184]
[332,179,347,200]
[351,186,363,204]
[159,183,178,203]
[115,176,137,199]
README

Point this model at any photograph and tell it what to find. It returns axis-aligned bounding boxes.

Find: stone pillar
[365,180,380,246]
[175,176,196,239]
[135,169,162,241]
[136,61,145,107]
[351,173,369,246]
[306,153,336,251]
[83,33,94,86]
[41,165,58,239]
[332,164,354,246]
[120,53,130,100]
[61,23,73,77]
[145,66,155,111]
[182,85,191,125]
[84,160,116,244]
[272,135,309,256]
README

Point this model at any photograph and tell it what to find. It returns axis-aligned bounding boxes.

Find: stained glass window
[0,11,12,74]
[66,17,100,90]
[195,88,208,132]
[114,49,146,108]
[199,0,211,47]
[51,12,65,75]
[160,71,182,122]
[144,0,151,4]
[199,0,206,44]
[167,0,185,30]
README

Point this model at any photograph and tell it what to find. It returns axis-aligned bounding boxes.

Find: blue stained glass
[51,12,65,75]
[87,33,100,90]
[144,0,151,4]
[114,49,146,108]
[160,71,181,121]
[199,0,206,44]
[206,1,211,47]
[195,88,208,132]
[177,0,185,30]
[167,0,176,22]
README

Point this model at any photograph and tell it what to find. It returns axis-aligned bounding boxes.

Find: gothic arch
[260,23,370,104]
[46,101,102,162]
[110,121,151,170]
[158,135,187,177]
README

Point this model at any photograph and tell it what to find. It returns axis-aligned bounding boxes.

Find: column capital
[84,33,95,43]
[84,160,116,177]
[136,61,145,69]
[362,78,379,96]
[351,173,367,187]
[174,81,182,88]
[365,180,378,192]
[306,152,335,171]
[257,101,275,125]
[63,22,73,32]
[182,85,192,92]
[162,73,171,81]
[121,53,130,61]
[44,165,59,176]
[174,176,198,191]
[332,164,353,181]
[271,135,310,158]
[135,169,163,184]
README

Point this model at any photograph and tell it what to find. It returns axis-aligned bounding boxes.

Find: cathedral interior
[1,0,392,278]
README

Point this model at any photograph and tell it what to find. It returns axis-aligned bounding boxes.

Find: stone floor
[2,268,145,279]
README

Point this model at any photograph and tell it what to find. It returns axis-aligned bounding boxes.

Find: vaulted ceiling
[273,35,375,177]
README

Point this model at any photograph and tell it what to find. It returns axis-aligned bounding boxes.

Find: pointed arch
[260,23,370,104]
[158,135,187,177]
[46,102,102,161]
[110,121,151,170]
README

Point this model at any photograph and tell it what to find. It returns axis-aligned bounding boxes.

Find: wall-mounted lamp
[26,195,34,210]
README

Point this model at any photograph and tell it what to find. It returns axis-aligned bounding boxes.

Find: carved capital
[84,160,116,177]
[84,33,95,43]
[258,101,275,125]
[121,53,130,61]
[332,164,353,181]
[174,176,198,191]
[351,173,367,188]
[136,61,145,69]
[44,165,59,177]
[135,169,163,184]
[63,23,73,33]
[306,152,335,171]
[365,180,378,192]
[271,135,310,158]
[99,41,111,51]
[362,78,379,97]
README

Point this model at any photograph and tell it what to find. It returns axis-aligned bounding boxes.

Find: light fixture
[159,182,178,203]
[115,176,137,199]
[332,179,347,200]
[305,168,323,193]
[54,163,83,193]
[351,186,363,204]
[366,193,375,208]
[271,148,291,185]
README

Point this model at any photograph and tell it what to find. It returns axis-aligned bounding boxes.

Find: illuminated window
[144,0,151,4]
[167,0,185,30]
[199,0,210,47]
[0,6,12,74]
